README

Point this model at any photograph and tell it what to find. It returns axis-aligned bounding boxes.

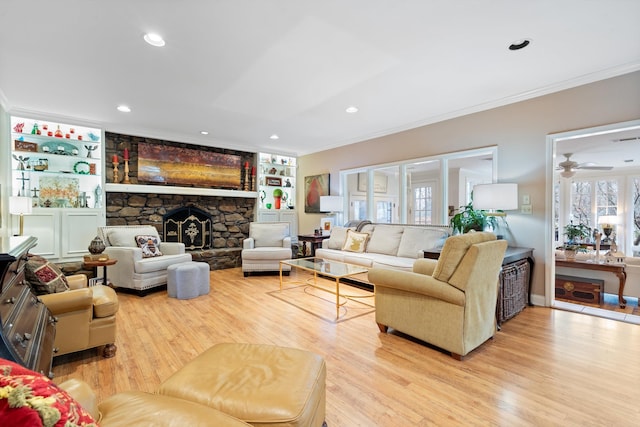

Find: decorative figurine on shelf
[88,132,100,142]
[259,190,266,207]
[54,125,63,138]
[84,144,98,158]
[284,178,292,187]
[31,123,40,135]
[12,154,29,170]
[94,185,103,208]
[13,122,24,133]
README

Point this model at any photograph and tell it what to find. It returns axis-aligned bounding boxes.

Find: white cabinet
[256,152,297,242]
[21,208,105,261]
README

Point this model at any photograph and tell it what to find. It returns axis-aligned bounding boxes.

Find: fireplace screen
[163,206,212,250]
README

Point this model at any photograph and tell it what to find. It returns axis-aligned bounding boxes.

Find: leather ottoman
[158,343,326,427]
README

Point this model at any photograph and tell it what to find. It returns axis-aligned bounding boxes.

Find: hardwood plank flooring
[53,268,640,426]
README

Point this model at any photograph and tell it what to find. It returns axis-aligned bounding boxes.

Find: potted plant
[562,222,591,260]
[449,202,497,234]
[273,188,283,209]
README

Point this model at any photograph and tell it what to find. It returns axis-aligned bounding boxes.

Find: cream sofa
[315,223,451,271]
[97,225,192,293]
[555,250,640,300]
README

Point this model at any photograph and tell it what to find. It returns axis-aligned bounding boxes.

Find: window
[570,181,592,227]
[413,185,433,225]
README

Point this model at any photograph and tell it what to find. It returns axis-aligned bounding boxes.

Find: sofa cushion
[397,227,448,258]
[327,226,353,250]
[366,225,404,256]
[25,255,69,295]
[0,358,97,426]
[135,235,163,258]
[107,226,159,247]
[342,230,369,253]
[134,253,193,274]
[250,223,289,247]
[433,232,496,282]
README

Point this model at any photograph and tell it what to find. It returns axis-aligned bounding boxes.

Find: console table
[0,236,56,377]
[425,246,535,324]
[555,259,627,308]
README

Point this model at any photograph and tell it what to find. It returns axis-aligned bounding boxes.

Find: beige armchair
[39,274,119,358]
[241,222,292,276]
[368,232,507,360]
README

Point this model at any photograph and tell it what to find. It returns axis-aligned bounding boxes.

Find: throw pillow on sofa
[135,235,163,258]
[342,230,369,253]
[0,358,97,427]
[326,226,354,249]
[25,254,69,295]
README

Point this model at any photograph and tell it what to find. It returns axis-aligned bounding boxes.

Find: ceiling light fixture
[200,131,209,135]
[270,134,279,140]
[346,106,359,114]
[508,39,531,51]
[117,105,131,113]
[144,33,166,47]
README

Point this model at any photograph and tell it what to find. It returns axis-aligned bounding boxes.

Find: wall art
[304,173,330,213]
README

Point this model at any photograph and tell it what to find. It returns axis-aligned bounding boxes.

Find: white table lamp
[10,196,32,236]
[473,183,518,215]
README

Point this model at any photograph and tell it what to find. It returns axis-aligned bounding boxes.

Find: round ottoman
[158,343,326,427]
[167,261,210,299]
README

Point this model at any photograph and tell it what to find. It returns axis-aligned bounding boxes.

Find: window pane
[571,181,592,227]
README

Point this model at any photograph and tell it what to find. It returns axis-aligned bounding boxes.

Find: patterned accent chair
[368,232,507,360]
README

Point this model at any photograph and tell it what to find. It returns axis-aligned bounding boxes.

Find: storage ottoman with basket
[158,343,327,427]
[497,258,530,324]
[167,261,210,299]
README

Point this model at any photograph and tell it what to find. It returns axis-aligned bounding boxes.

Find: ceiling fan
[557,153,613,178]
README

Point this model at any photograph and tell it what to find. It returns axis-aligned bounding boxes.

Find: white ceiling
[1,1,639,157]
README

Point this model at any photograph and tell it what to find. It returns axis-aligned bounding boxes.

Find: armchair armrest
[413,258,437,276]
[158,241,185,255]
[283,236,291,249]
[243,238,255,250]
[103,246,142,286]
[368,268,465,306]
[66,274,88,290]
[39,288,93,315]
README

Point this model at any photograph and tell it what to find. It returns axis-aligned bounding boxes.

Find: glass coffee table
[280,257,372,319]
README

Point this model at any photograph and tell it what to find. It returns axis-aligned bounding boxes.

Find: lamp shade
[598,215,618,225]
[473,183,518,211]
[320,196,343,212]
[9,196,32,215]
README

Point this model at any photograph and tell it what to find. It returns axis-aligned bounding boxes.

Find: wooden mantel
[105,183,257,198]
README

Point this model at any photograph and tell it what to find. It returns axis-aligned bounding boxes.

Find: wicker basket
[497,259,530,323]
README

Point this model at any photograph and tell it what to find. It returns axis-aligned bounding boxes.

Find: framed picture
[304,173,330,213]
[266,177,282,186]
[320,217,334,235]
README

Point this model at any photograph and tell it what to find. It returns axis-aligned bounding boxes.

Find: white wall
[297,71,640,303]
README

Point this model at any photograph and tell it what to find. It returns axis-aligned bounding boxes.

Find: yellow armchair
[39,274,119,358]
[369,232,507,360]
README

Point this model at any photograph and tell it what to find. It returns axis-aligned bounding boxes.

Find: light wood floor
[53,268,640,426]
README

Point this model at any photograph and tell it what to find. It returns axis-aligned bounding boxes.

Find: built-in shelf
[105,183,257,198]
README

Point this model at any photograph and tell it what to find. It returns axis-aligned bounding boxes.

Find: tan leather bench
[158,343,327,427]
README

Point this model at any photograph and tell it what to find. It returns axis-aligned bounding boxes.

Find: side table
[297,234,330,257]
[83,259,118,287]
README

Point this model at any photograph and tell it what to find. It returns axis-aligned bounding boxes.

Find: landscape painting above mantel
[138,142,241,189]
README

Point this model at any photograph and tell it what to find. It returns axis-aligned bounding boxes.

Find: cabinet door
[23,210,60,258]
[257,210,279,222]
[279,211,298,242]
[61,209,103,258]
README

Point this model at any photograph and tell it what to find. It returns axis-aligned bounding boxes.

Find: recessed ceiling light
[117,105,131,113]
[346,106,359,114]
[508,39,531,51]
[270,134,279,140]
[144,33,166,47]
[200,131,209,135]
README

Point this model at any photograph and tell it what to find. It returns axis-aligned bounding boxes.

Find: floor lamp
[9,196,32,236]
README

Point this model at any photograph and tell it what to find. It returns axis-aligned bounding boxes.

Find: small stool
[167,261,210,299]
[158,343,326,427]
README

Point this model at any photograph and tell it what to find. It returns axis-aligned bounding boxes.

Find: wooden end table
[298,234,330,257]
[83,258,118,287]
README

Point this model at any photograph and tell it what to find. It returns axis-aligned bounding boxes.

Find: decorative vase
[88,236,106,254]
[564,248,577,261]
[274,196,282,209]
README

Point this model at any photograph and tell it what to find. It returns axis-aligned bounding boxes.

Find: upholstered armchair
[368,232,507,360]
[241,222,292,276]
[97,225,192,294]
[39,274,119,358]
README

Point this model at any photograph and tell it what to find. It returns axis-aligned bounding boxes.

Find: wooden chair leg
[377,323,388,333]
[102,344,117,358]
